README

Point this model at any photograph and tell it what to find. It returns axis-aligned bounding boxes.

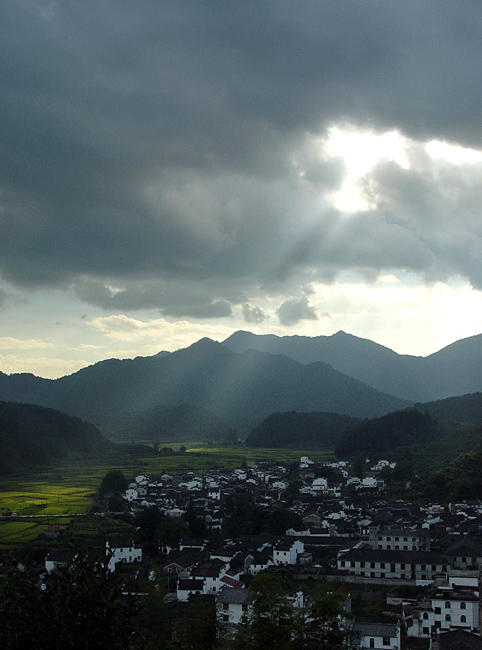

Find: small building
[216,586,251,627]
[354,622,401,649]
[177,578,204,602]
[45,550,70,574]
[273,538,304,565]
[106,540,142,572]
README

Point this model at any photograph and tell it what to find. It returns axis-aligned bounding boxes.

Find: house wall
[360,633,400,649]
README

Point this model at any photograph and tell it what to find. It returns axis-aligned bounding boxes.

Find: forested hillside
[335,409,442,457]
[0,401,111,474]
[246,411,361,449]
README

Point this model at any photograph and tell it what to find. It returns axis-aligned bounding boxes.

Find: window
[401,563,405,569]
[435,607,441,615]
[461,602,466,610]
[423,627,429,635]
[223,603,229,611]
[421,564,426,570]
[423,613,428,620]
[445,602,451,609]
[395,536,399,541]
[340,560,345,566]
[383,637,390,646]
[369,639,375,649]
[461,615,466,623]
[242,604,248,611]
[370,562,375,568]
[223,614,229,622]
[445,614,451,622]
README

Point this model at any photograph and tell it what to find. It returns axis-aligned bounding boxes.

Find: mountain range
[223,330,482,402]
[0,336,408,439]
[1,329,482,443]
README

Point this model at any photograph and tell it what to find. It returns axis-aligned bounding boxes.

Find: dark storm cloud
[74,279,233,319]
[0,288,8,310]
[2,0,482,313]
[276,296,319,326]
[242,303,267,325]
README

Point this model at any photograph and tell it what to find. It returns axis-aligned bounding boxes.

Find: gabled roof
[217,586,250,604]
[353,622,398,638]
[432,629,482,650]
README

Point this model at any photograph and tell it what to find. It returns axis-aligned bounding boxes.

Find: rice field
[0,446,334,545]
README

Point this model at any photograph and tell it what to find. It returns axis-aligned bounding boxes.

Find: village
[42,456,482,649]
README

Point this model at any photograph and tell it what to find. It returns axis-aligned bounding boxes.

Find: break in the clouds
[3,0,482,376]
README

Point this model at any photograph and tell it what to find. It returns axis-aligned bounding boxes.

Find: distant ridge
[0,338,408,439]
[223,330,482,402]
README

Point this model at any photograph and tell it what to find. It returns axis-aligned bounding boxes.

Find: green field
[0,446,333,545]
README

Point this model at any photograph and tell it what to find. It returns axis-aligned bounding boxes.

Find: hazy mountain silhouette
[0,338,408,437]
[223,330,482,402]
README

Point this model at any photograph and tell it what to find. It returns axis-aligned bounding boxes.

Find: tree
[222,495,264,538]
[99,470,128,498]
[135,506,164,546]
[155,515,190,549]
[291,590,359,650]
[264,508,303,535]
[0,551,138,650]
[233,574,294,650]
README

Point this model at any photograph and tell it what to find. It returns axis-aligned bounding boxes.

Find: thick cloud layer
[2,0,482,322]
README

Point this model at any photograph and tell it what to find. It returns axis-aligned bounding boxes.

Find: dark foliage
[0,401,109,475]
[336,408,441,457]
[99,470,128,497]
[245,411,361,449]
[0,551,137,650]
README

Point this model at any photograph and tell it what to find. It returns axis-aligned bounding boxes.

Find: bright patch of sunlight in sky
[324,126,409,212]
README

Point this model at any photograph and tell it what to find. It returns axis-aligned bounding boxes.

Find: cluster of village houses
[44,457,482,649]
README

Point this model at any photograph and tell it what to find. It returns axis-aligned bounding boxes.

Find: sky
[3,1,482,379]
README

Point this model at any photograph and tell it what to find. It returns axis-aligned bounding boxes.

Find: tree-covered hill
[0,401,112,474]
[423,436,482,500]
[245,411,361,449]
[335,409,443,457]
[416,392,482,427]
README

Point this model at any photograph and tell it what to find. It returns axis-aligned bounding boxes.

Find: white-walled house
[405,588,480,638]
[177,578,204,602]
[216,587,250,626]
[45,550,70,574]
[273,539,304,565]
[354,622,401,649]
[106,540,142,572]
